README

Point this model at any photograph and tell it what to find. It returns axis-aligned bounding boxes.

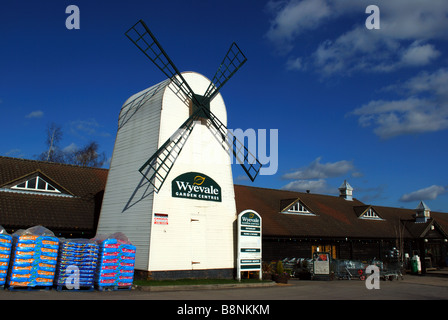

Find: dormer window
[288,202,311,214]
[281,199,316,216]
[359,207,383,220]
[12,176,61,194]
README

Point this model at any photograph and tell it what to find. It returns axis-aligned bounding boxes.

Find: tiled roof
[0,192,94,230]
[0,156,108,233]
[2,156,447,241]
[0,156,107,196]
[234,184,448,240]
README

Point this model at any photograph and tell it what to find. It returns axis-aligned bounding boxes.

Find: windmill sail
[139,109,203,192]
[203,42,247,101]
[125,20,201,107]
[126,19,261,192]
[205,109,262,182]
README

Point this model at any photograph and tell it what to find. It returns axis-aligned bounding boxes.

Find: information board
[313,252,331,280]
[237,210,262,280]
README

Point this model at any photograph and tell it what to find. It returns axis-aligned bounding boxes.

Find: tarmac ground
[0,272,447,301]
[0,273,446,319]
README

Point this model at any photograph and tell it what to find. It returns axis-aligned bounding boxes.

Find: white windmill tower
[97,20,262,279]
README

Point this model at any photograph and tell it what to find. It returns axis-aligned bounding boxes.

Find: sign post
[237,210,262,281]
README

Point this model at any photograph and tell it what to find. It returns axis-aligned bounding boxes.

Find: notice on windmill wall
[237,210,262,280]
[154,213,168,225]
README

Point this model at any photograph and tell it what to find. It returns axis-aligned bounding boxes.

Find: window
[360,208,382,220]
[11,176,61,194]
[288,202,311,214]
[282,200,315,215]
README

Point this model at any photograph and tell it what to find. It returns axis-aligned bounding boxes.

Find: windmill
[124,20,262,192]
[97,20,261,278]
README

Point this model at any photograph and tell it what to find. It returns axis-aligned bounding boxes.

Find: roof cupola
[415,201,431,223]
[339,180,354,201]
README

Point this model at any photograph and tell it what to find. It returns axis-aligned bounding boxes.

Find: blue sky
[1,0,448,212]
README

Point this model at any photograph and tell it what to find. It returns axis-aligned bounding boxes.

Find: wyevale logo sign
[241,212,261,227]
[172,172,221,202]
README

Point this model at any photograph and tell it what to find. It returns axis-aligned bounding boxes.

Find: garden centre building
[1,156,447,278]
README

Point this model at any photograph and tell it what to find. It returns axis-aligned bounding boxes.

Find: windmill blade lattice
[204,109,262,182]
[125,20,201,107]
[138,110,202,192]
[203,42,247,102]
[125,19,261,192]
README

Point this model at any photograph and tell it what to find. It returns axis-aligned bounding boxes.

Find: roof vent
[339,180,353,201]
[415,201,431,223]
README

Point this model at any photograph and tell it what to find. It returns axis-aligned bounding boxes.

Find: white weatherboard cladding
[98,72,237,273]
[97,81,168,271]
[150,72,236,272]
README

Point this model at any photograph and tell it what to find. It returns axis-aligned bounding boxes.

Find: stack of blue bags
[0,228,12,286]
[7,227,59,288]
[117,243,136,288]
[95,238,120,288]
[0,226,137,291]
[94,233,136,289]
[33,236,59,286]
[55,239,99,290]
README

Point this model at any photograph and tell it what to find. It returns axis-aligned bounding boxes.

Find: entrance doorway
[426,241,444,268]
[190,216,206,269]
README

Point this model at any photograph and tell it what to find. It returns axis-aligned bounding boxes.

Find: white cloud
[70,119,100,136]
[266,0,448,75]
[312,26,397,75]
[400,185,446,202]
[281,179,336,194]
[357,184,386,203]
[286,57,303,71]
[69,118,110,138]
[25,110,44,119]
[266,0,333,53]
[312,31,441,76]
[350,68,448,138]
[351,171,363,178]
[282,157,355,180]
[404,68,448,99]
[63,143,78,153]
[281,157,357,195]
[379,0,448,41]
[5,149,24,158]
[400,41,441,66]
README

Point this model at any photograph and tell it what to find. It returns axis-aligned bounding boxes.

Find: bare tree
[37,123,65,163]
[69,141,106,168]
[36,123,107,168]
